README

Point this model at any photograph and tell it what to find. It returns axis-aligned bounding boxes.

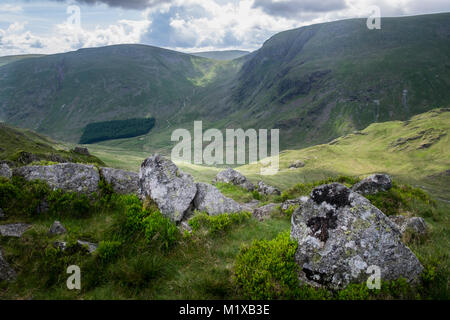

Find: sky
[0,0,449,56]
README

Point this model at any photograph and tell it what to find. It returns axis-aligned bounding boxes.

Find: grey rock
[0,163,12,179]
[54,240,98,254]
[73,147,90,156]
[77,240,98,254]
[253,203,278,221]
[0,248,16,281]
[179,221,192,233]
[0,223,31,238]
[49,221,67,235]
[280,196,308,211]
[241,199,261,212]
[193,182,243,215]
[389,216,428,236]
[352,174,393,195]
[13,163,100,194]
[291,183,423,290]
[212,168,254,191]
[100,167,139,195]
[139,154,197,223]
[257,181,281,196]
[289,160,305,169]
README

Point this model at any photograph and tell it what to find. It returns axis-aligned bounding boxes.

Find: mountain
[1,13,449,152]
[190,50,250,60]
[0,54,45,67]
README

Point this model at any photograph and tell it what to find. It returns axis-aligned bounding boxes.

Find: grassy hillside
[86,108,449,201]
[1,13,449,152]
[0,123,104,166]
[0,54,45,68]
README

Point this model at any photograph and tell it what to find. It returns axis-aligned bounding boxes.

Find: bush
[97,241,122,263]
[189,211,252,235]
[143,211,178,250]
[234,232,300,299]
[365,182,436,217]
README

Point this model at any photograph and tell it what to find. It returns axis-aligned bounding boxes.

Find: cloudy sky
[0,0,449,56]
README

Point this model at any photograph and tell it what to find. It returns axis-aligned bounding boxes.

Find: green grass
[0,174,447,300]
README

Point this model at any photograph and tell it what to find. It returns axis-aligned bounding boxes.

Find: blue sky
[1,0,450,56]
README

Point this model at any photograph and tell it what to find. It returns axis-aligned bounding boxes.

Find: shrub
[189,211,252,235]
[143,211,178,250]
[234,231,300,299]
[97,241,122,263]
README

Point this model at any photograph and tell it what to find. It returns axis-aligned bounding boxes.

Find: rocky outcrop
[241,200,260,212]
[212,168,254,191]
[48,221,67,235]
[0,223,31,238]
[291,183,423,289]
[257,181,281,196]
[0,248,16,281]
[389,216,428,237]
[139,154,197,223]
[193,183,243,215]
[100,167,139,195]
[0,163,12,179]
[352,174,392,195]
[252,203,278,221]
[73,147,90,156]
[13,163,100,194]
[289,160,305,169]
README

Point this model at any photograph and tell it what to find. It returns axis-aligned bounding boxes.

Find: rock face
[352,174,393,195]
[389,216,428,237]
[212,168,254,191]
[13,163,100,194]
[0,163,12,179]
[139,154,197,223]
[289,160,305,169]
[193,183,243,215]
[257,181,281,195]
[0,248,16,281]
[100,167,139,195]
[290,183,423,289]
[253,203,278,221]
[0,223,31,237]
[48,221,67,235]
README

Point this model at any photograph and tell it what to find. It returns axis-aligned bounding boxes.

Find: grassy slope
[0,123,104,166]
[190,50,250,61]
[0,55,45,68]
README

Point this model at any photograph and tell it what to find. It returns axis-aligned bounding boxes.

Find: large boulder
[139,154,197,223]
[280,196,308,211]
[73,147,90,156]
[0,223,31,238]
[291,183,423,289]
[193,183,243,215]
[13,163,100,194]
[257,181,281,196]
[289,160,305,169]
[0,163,12,179]
[0,248,16,281]
[100,167,139,195]
[352,174,392,195]
[212,168,254,191]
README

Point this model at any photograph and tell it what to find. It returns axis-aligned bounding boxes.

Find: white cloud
[0,4,23,13]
